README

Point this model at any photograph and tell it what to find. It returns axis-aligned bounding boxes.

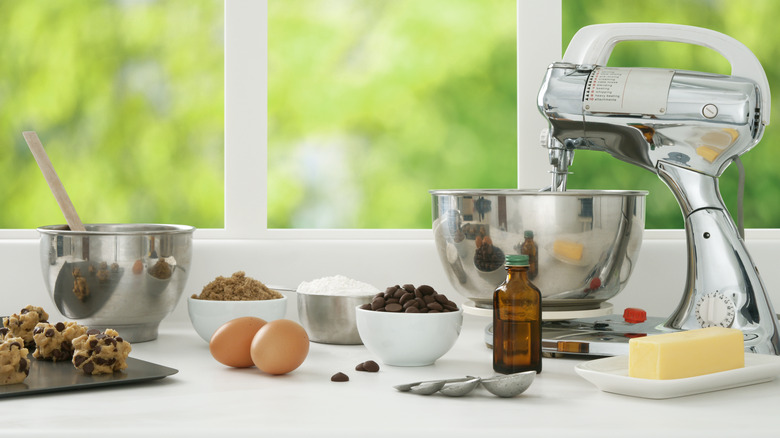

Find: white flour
[297,275,380,296]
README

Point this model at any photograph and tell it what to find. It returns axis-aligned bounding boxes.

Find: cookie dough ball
[0,337,30,385]
[33,321,88,362]
[3,305,50,349]
[72,329,131,375]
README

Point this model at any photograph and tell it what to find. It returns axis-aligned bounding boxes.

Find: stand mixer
[538,23,780,354]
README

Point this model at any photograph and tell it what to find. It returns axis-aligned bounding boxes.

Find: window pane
[563,0,779,228]
[0,0,224,229]
[268,0,517,229]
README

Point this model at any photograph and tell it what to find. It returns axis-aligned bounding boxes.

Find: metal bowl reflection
[430,190,646,310]
[37,223,195,342]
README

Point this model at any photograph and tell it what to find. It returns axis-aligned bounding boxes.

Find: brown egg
[251,319,309,375]
[209,317,267,368]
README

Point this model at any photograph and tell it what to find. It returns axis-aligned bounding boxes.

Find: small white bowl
[355,307,463,366]
[187,295,288,342]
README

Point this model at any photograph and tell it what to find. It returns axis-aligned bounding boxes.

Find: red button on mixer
[623,308,647,324]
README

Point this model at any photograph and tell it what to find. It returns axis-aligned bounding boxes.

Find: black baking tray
[0,354,178,398]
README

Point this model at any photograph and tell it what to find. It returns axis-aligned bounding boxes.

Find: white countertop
[5,313,780,437]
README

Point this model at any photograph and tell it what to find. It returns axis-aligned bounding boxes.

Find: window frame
[1,0,774,242]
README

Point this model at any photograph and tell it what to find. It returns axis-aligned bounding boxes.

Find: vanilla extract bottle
[493,254,542,374]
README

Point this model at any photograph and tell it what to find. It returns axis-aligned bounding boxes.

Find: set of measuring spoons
[393,371,535,398]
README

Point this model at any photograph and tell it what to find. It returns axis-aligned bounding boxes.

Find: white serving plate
[575,353,780,399]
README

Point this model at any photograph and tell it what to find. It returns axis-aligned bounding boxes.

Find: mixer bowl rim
[36,223,196,236]
[429,189,648,197]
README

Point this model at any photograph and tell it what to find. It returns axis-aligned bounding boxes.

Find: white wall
[4,234,780,329]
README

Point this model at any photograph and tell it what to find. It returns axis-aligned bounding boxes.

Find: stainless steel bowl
[430,190,646,310]
[297,293,373,344]
[37,223,195,342]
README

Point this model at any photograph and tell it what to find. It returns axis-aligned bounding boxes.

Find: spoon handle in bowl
[23,131,86,232]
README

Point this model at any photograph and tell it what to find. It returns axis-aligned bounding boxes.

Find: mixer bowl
[430,190,646,310]
[37,224,195,342]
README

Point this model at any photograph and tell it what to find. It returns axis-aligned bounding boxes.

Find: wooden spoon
[23,131,87,232]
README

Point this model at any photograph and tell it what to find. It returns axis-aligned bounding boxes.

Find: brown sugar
[192,271,283,301]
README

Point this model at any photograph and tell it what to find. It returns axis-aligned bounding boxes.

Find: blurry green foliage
[0,0,224,229]
[269,0,780,230]
[268,0,517,228]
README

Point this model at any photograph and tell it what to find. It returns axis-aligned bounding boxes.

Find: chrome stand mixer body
[537,23,780,354]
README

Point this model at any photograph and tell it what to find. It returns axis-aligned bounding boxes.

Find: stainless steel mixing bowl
[37,224,195,342]
[430,190,646,310]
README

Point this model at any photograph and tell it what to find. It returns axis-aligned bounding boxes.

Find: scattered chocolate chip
[362,360,380,372]
[331,372,349,382]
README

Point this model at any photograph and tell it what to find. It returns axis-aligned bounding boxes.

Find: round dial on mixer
[695,292,736,328]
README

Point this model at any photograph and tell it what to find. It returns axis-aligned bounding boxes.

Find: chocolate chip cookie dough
[3,305,50,349]
[33,321,87,362]
[0,337,30,385]
[72,329,131,375]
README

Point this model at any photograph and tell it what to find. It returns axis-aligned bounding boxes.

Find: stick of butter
[628,327,744,379]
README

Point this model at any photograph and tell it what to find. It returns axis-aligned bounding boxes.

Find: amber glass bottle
[519,230,538,279]
[493,254,542,374]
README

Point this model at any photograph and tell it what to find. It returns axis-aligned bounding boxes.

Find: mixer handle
[562,23,771,124]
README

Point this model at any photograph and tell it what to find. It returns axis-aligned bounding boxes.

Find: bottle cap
[524,230,534,238]
[505,254,529,266]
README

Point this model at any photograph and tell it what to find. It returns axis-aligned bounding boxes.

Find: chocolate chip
[434,294,449,305]
[86,329,100,336]
[362,360,380,372]
[417,285,435,296]
[427,302,443,311]
[74,355,87,367]
[20,308,29,314]
[95,334,107,340]
[95,357,107,365]
[371,297,385,310]
[359,303,371,310]
[45,329,55,337]
[89,340,98,348]
[392,288,406,299]
[94,345,102,354]
[399,293,414,305]
[105,338,116,346]
[0,327,8,336]
[82,362,95,374]
[33,326,44,335]
[355,362,365,371]
[402,284,415,293]
[385,303,403,312]
[330,372,349,382]
[55,322,66,332]
[9,342,20,349]
[116,337,123,343]
[405,306,419,313]
[18,358,27,373]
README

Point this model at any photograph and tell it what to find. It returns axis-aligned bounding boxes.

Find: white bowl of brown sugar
[188,271,288,342]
